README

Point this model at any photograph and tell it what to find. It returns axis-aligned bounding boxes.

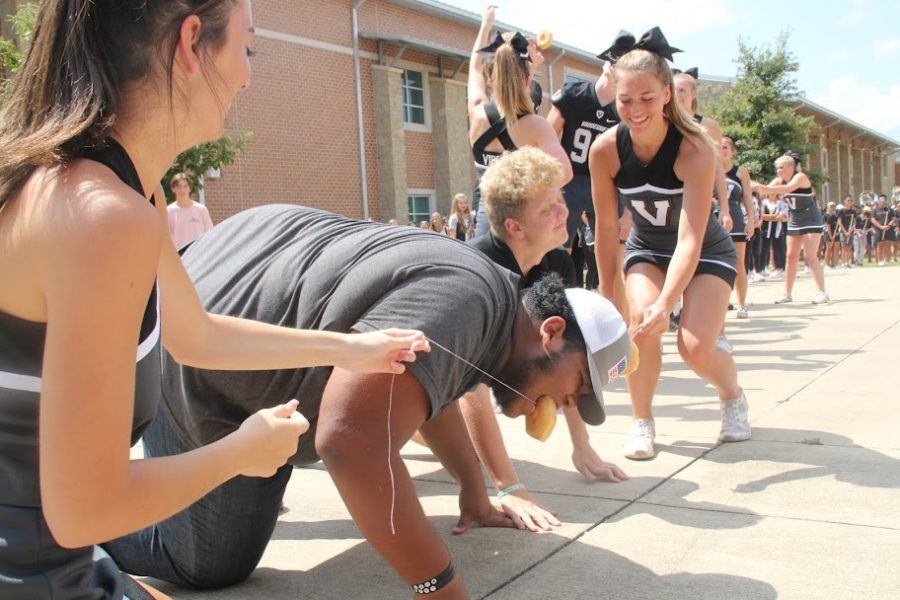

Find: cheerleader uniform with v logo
[615,123,737,286]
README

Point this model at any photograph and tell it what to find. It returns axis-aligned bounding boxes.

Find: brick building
[208,0,900,221]
[2,0,898,222]
[199,0,611,224]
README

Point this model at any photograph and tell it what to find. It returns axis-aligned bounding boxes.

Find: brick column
[429,76,472,215]
[829,136,842,200]
[872,150,884,194]
[372,64,408,222]
[839,139,850,197]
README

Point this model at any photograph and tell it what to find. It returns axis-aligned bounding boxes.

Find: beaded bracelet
[412,562,454,595]
[496,482,526,499]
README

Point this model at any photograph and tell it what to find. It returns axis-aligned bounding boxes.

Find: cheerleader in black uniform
[589,28,750,460]
[468,5,572,237]
[0,3,426,598]
[720,135,756,319]
[753,154,829,304]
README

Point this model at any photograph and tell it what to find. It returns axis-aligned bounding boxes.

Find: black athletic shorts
[624,250,737,288]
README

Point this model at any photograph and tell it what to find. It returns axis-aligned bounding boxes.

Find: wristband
[496,483,526,499]
[412,562,454,595]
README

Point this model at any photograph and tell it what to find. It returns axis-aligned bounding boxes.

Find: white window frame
[406,189,436,225]
[400,67,431,133]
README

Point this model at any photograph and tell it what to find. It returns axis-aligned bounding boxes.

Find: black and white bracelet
[411,562,455,595]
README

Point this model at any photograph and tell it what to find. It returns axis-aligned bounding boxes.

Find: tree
[0,2,37,100]
[706,32,818,184]
[1,2,249,202]
[162,132,251,203]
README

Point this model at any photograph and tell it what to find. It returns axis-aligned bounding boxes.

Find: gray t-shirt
[159,205,519,464]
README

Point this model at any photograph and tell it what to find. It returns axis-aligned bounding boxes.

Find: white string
[387,373,396,535]
[384,336,531,535]
[424,336,533,405]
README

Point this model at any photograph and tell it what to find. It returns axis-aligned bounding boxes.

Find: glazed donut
[621,341,640,377]
[525,395,557,442]
[536,30,553,50]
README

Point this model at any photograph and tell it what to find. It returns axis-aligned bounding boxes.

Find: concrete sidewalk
[150,264,900,599]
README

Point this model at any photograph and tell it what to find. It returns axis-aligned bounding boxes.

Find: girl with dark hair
[752,154,829,304]
[720,135,756,319]
[589,28,750,461]
[468,4,572,237]
[0,2,425,598]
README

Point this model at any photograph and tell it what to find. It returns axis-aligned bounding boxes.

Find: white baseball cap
[564,288,632,425]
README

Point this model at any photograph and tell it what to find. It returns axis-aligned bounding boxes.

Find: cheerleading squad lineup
[1,2,884,600]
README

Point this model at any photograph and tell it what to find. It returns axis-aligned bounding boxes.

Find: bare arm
[457,385,560,531]
[527,116,574,183]
[702,118,731,226]
[562,405,628,483]
[589,129,623,304]
[638,138,717,335]
[546,105,565,139]
[467,5,496,112]
[39,196,307,548]
[153,193,427,373]
[418,398,515,535]
[738,166,756,233]
[316,369,469,599]
[754,172,812,196]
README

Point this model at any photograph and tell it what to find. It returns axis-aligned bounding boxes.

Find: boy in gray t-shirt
[107,204,630,597]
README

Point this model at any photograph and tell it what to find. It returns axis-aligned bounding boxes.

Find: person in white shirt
[166,172,214,249]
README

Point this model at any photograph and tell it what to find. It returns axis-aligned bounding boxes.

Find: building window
[402,69,426,125]
[564,73,591,85]
[407,192,434,225]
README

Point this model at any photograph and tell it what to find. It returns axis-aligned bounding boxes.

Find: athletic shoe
[770,269,784,280]
[812,291,830,305]
[624,419,656,460]
[719,391,751,442]
[716,335,734,354]
[774,292,793,304]
[736,305,749,319]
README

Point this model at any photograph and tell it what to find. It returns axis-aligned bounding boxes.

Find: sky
[441,0,900,143]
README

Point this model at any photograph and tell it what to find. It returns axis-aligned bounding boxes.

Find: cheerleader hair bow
[597,27,682,63]
[672,67,699,79]
[478,31,531,61]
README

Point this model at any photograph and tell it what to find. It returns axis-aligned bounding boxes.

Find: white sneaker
[812,291,830,305]
[624,419,656,460]
[774,292,793,304]
[736,305,749,319]
[771,269,784,280]
[716,335,734,354]
[755,271,767,281]
[719,391,751,442]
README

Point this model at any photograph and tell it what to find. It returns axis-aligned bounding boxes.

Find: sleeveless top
[780,180,817,213]
[0,138,162,599]
[472,102,518,177]
[614,123,734,260]
[724,164,747,234]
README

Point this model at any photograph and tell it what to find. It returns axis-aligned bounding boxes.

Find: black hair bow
[597,27,682,63]
[672,67,699,79]
[478,31,531,61]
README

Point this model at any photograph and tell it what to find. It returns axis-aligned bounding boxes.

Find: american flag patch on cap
[608,356,628,381]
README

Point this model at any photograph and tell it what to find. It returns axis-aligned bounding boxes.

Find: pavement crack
[771,318,900,407]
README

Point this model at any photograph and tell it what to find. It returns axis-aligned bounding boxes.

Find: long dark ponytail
[0,0,237,209]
